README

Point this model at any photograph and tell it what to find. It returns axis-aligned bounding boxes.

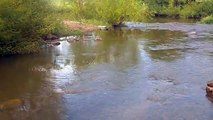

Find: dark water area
[0,20,213,120]
[148,17,199,23]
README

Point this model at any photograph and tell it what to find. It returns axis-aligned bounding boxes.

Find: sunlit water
[0,21,213,120]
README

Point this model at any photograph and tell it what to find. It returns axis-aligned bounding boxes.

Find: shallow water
[0,21,213,120]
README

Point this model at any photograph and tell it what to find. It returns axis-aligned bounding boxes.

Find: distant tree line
[141,0,213,18]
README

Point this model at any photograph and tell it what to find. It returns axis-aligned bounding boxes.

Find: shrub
[180,3,198,18]
[95,0,151,25]
[200,16,213,24]
[0,0,62,55]
[163,6,181,17]
[180,1,213,18]
[67,0,152,25]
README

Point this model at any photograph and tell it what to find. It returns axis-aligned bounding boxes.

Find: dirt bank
[63,21,99,32]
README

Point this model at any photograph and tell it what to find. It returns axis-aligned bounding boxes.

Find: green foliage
[180,1,213,18]
[95,0,151,25]
[163,6,181,17]
[142,0,213,18]
[179,3,198,18]
[67,0,152,25]
[0,0,67,55]
[197,1,213,17]
[52,22,83,36]
[143,0,168,14]
[200,16,213,24]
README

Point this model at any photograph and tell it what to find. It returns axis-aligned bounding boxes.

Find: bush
[52,22,82,36]
[180,1,213,18]
[67,0,152,25]
[180,3,198,18]
[0,0,63,55]
[95,0,151,25]
[141,0,168,14]
[163,6,181,17]
[200,16,213,24]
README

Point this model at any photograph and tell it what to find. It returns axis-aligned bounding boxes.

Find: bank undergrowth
[200,16,213,24]
[61,0,152,25]
[0,0,74,55]
[142,0,213,20]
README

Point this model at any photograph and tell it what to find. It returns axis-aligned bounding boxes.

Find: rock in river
[44,34,59,40]
[51,41,61,46]
[206,80,213,98]
[207,80,213,87]
[0,99,23,111]
[206,86,213,96]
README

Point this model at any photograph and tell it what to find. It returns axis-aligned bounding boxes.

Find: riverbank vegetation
[200,16,213,24]
[142,0,213,19]
[0,0,212,55]
[0,0,74,55]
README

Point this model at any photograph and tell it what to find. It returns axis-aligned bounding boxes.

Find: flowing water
[0,21,213,120]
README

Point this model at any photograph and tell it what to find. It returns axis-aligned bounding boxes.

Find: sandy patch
[63,20,99,32]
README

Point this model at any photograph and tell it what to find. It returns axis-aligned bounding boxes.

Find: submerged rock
[66,36,79,43]
[189,31,197,35]
[206,81,213,97]
[31,66,47,72]
[98,26,110,31]
[0,99,23,111]
[95,36,102,41]
[44,34,59,41]
[53,88,64,94]
[206,86,213,96]
[112,23,127,28]
[51,41,60,46]
[207,81,213,87]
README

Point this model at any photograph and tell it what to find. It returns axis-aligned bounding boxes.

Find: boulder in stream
[207,81,213,87]
[98,26,110,31]
[44,34,59,40]
[51,41,61,46]
[206,80,213,97]
[0,99,23,111]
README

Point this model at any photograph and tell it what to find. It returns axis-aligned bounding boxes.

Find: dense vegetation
[200,16,213,24]
[56,0,152,25]
[0,0,73,55]
[0,0,212,55]
[142,0,213,19]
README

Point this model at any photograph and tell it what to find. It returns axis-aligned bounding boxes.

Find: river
[0,20,213,120]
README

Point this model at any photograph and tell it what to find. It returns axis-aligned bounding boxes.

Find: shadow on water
[0,21,213,120]
[148,17,198,23]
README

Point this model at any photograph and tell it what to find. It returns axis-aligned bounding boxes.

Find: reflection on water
[141,30,186,61]
[0,22,213,120]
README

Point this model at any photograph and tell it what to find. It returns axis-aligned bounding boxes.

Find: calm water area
[0,19,213,120]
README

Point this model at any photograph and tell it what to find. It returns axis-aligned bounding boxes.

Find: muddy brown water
[0,21,213,120]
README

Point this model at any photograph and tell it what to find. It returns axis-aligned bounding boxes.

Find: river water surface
[0,21,213,120]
